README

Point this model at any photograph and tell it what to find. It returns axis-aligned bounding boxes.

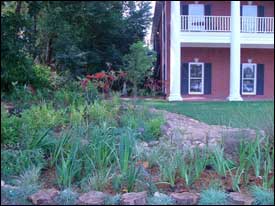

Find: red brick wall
[241,49,274,99]
[180,1,274,17]
[181,47,274,99]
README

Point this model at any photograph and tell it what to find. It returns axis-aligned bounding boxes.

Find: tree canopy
[1,1,152,91]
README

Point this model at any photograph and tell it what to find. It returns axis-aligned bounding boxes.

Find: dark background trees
[1,1,152,91]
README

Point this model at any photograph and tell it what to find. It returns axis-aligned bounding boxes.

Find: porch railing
[181,15,274,33]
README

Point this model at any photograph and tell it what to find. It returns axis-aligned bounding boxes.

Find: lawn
[137,100,274,130]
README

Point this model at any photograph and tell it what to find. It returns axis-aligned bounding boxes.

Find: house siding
[181,47,274,99]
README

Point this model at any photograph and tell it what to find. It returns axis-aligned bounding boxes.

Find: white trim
[188,62,204,94]
[242,63,257,95]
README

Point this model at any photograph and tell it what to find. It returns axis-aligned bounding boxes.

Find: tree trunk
[46,38,53,65]
[15,1,22,14]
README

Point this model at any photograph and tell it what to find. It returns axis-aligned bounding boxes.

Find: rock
[121,191,147,205]
[1,180,5,187]
[170,192,199,205]
[228,192,254,205]
[77,191,107,205]
[28,188,60,205]
[154,192,167,198]
[139,142,149,148]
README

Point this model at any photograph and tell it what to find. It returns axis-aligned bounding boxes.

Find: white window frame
[188,62,204,94]
[242,63,257,95]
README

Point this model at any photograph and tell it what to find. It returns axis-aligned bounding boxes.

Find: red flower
[86,74,94,79]
[94,72,106,79]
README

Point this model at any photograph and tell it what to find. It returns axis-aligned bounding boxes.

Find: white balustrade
[181,15,274,33]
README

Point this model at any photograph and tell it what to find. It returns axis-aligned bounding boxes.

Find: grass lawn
[137,100,274,130]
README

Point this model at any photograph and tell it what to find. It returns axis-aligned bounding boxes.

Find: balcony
[181,15,274,33]
[180,15,274,48]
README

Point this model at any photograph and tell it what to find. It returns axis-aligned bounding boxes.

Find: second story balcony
[181,15,274,33]
[180,15,274,48]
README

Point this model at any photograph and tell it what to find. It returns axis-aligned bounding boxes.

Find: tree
[123,41,156,97]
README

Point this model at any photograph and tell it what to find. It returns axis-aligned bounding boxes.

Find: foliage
[56,141,81,189]
[54,188,78,205]
[198,188,229,205]
[147,193,175,205]
[1,149,45,177]
[1,106,21,145]
[123,41,156,96]
[32,64,52,88]
[210,146,235,176]
[158,154,178,187]
[104,194,121,205]
[250,186,274,205]
[144,117,164,141]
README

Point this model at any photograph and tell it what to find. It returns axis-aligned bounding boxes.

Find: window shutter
[205,5,211,15]
[256,64,264,95]
[240,5,243,16]
[181,63,189,95]
[204,63,212,94]
[240,64,243,95]
[181,5,188,15]
[257,6,265,17]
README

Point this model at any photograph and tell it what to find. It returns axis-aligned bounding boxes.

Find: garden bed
[1,90,274,205]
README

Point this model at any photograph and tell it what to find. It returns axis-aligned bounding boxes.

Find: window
[189,62,204,94]
[242,63,257,95]
[241,5,258,32]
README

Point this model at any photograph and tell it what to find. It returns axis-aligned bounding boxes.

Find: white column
[168,1,182,101]
[227,1,243,101]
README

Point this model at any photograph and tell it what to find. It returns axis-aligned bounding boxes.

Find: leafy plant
[123,163,141,192]
[1,106,22,145]
[56,141,81,189]
[228,167,244,192]
[158,155,177,187]
[210,146,234,176]
[1,149,45,177]
[88,167,113,191]
[250,186,274,205]
[198,188,229,205]
[118,130,135,174]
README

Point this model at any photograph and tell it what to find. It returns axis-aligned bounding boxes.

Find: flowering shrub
[144,78,167,96]
[81,70,127,94]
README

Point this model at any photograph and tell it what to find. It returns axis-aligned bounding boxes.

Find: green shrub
[250,186,274,205]
[143,117,164,141]
[20,103,66,141]
[1,106,21,145]
[1,149,45,177]
[32,64,52,88]
[198,188,229,205]
[87,101,116,125]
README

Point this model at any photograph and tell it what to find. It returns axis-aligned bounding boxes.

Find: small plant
[1,149,45,177]
[190,147,208,180]
[198,188,229,205]
[250,186,274,205]
[228,167,244,192]
[143,116,164,141]
[210,146,234,177]
[118,130,135,174]
[147,193,175,205]
[123,163,141,192]
[104,194,121,205]
[56,141,81,189]
[54,188,78,205]
[88,167,113,191]
[158,155,177,187]
[14,166,41,188]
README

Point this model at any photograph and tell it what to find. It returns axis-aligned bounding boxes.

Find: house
[151,1,274,101]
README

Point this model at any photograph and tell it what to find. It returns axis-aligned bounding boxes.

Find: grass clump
[250,186,274,205]
[198,188,229,205]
